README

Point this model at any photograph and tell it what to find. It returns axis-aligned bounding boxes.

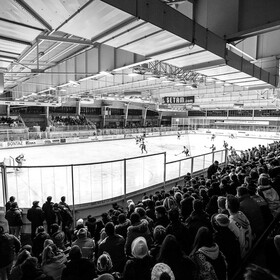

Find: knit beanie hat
[151,263,175,280]
[97,252,113,273]
[131,236,148,259]
[77,227,87,238]
[217,196,226,210]
[76,218,84,226]
[153,225,166,243]
[212,213,230,229]
[97,274,115,280]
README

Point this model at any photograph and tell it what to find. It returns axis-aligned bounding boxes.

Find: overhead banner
[162,96,195,104]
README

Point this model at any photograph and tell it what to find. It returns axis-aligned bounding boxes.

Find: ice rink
[0,133,274,208]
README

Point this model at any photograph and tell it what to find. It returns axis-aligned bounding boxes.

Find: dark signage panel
[163,96,195,104]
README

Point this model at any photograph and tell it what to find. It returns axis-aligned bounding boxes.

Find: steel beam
[0,35,31,46]
[101,0,277,87]
[182,59,225,71]
[37,35,94,46]
[0,17,45,32]
[226,20,280,42]
[101,0,226,58]
[14,0,52,31]
[147,43,193,57]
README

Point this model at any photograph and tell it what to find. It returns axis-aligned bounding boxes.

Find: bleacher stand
[3,141,280,280]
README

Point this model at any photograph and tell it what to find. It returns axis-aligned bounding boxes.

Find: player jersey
[228,211,253,258]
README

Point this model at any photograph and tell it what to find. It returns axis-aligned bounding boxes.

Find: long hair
[190,227,214,256]
[158,234,183,265]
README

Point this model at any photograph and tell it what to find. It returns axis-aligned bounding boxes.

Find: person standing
[27,201,45,240]
[182,146,190,157]
[5,196,15,212]
[42,196,56,234]
[5,202,23,240]
[207,160,219,179]
[139,139,148,154]
[59,196,71,212]
[0,225,21,280]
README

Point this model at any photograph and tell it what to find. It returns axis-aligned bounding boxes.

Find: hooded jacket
[42,253,67,280]
[193,244,227,280]
[125,219,152,257]
[228,211,253,258]
[5,207,23,227]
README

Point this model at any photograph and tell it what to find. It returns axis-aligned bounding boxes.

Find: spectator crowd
[2,141,280,280]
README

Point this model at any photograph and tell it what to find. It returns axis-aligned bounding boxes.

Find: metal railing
[0,149,227,209]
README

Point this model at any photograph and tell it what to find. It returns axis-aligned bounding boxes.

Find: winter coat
[166,221,192,255]
[115,219,131,239]
[51,231,66,251]
[61,258,96,280]
[5,207,23,227]
[125,220,152,257]
[98,234,126,273]
[228,211,253,258]
[72,236,95,259]
[123,255,154,280]
[185,211,212,245]
[33,231,50,259]
[42,253,67,280]
[27,206,45,227]
[42,201,56,224]
[257,184,280,215]
[0,232,21,268]
[192,244,227,280]
[213,227,241,278]
[239,194,265,237]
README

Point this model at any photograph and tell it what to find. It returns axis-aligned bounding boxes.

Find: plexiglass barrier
[1,150,225,208]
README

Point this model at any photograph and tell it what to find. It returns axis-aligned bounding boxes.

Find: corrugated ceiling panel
[0,1,46,28]
[105,23,161,47]
[60,0,131,40]
[227,77,257,83]
[25,0,88,29]
[236,80,267,86]
[148,44,203,60]
[0,21,41,42]
[209,72,247,80]
[0,39,27,54]
[198,65,238,76]
[96,18,143,43]
[166,51,221,68]
[120,31,187,56]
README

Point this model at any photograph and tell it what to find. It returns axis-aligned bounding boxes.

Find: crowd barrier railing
[0,149,227,210]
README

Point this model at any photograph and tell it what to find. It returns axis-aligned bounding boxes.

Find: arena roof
[0,0,279,110]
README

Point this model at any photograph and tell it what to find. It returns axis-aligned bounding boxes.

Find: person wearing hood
[50,223,66,251]
[211,213,241,278]
[123,236,154,280]
[5,201,23,240]
[32,226,50,260]
[72,227,95,260]
[190,227,227,280]
[21,257,53,280]
[115,213,131,239]
[257,173,280,216]
[226,194,253,258]
[125,212,152,257]
[41,243,67,280]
